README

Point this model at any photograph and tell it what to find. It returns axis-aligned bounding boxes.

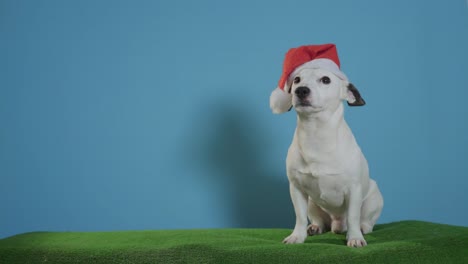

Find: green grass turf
[1,221,467,263]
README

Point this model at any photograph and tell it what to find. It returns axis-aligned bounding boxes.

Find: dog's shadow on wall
[186,102,293,228]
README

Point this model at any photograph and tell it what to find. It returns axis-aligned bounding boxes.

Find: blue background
[1,0,467,239]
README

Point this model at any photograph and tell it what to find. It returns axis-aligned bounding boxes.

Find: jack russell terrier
[270,44,383,247]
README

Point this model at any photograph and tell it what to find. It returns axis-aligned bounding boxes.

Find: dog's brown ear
[346,83,366,106]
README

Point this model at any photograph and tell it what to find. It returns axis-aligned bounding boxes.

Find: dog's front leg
[346,185,367,247]
[283,183,308,244]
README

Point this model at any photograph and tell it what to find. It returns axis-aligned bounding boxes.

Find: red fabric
[278,44,340,90]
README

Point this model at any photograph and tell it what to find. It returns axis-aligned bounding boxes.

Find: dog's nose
[295,86,310,99]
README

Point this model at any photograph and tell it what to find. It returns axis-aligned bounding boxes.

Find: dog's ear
[345,83,366,106]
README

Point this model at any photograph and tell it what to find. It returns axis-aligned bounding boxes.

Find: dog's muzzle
[295,86,312,107]
[295,86,310,100]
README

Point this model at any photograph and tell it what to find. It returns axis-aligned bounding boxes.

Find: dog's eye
[293,76,301,84]
[320,76,331,85]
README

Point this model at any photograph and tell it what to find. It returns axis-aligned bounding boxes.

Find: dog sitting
[270,44,383,247]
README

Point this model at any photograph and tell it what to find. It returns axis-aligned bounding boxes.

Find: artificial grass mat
[0,221,467,263]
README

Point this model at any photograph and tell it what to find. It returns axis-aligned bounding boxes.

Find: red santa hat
[270,44,348,114]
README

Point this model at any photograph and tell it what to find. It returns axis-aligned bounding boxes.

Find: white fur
[288,58,348,82]
[280,68,383,247]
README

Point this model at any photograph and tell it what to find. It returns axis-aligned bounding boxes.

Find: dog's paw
[347,238,367,248]
[307,224,323,236]
[282,233,306,244]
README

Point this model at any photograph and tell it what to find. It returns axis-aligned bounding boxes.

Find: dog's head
[280,68,365,114]
[290,68,365,114]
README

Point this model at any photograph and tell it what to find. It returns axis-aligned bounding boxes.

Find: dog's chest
[291,169,347,209]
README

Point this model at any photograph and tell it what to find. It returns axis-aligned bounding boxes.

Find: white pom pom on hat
[270,44,348,114]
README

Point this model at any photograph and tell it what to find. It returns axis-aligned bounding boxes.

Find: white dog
[272,66,383,247]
